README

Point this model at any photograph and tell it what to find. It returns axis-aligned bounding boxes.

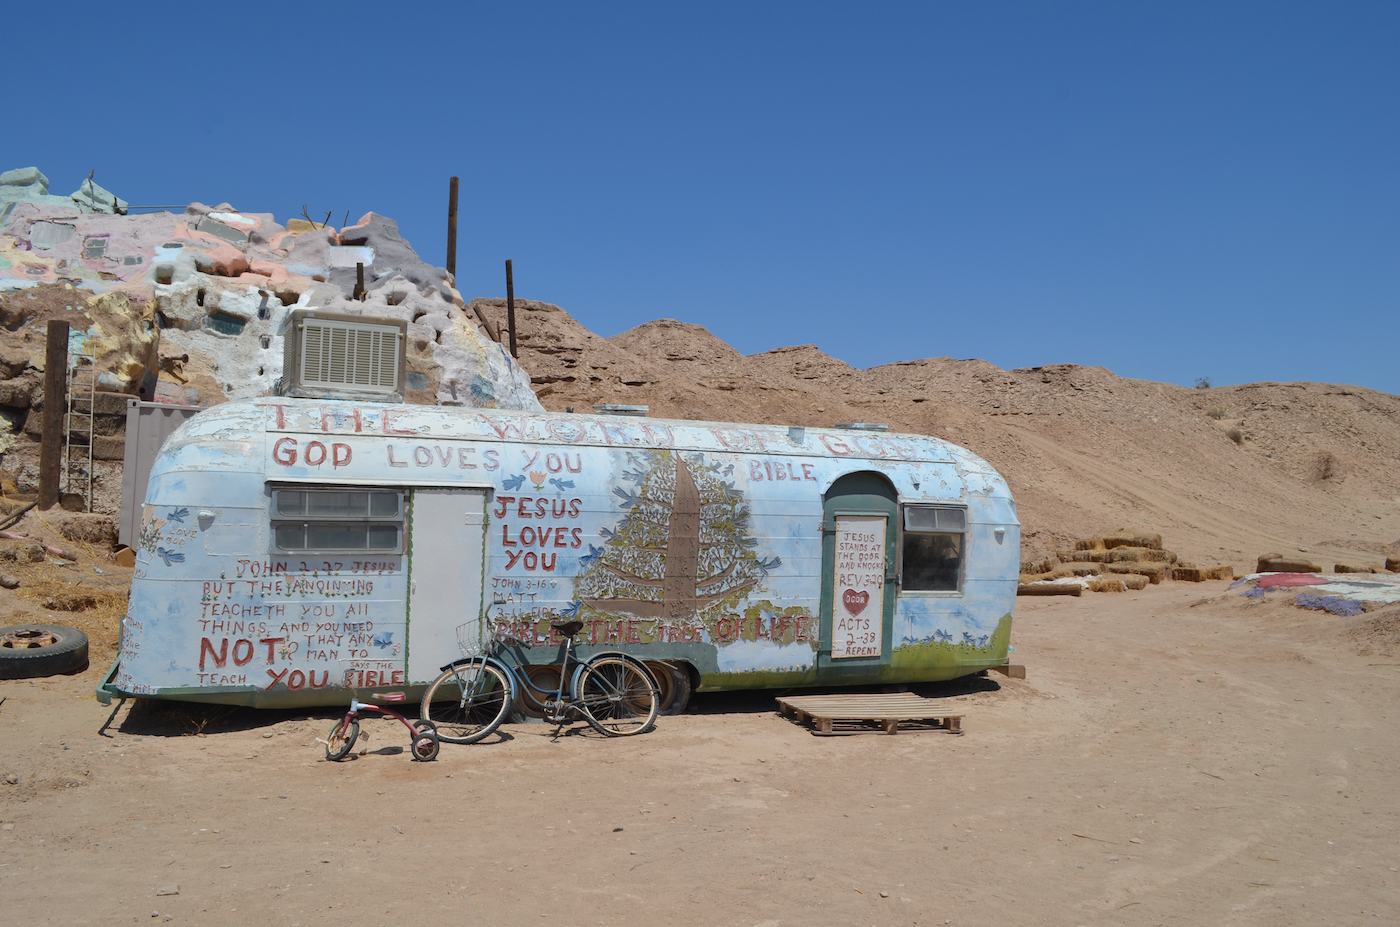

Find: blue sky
[7,3,1397,392]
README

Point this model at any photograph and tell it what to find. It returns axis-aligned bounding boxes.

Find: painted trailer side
[107,399,1019,708]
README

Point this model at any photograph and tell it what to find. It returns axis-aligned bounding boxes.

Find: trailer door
[405,488,488,684]
[818,472,898,671]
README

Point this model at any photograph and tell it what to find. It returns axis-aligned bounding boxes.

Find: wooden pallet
[776,693,964,736]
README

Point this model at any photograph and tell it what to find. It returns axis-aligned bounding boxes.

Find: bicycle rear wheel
[421,659,512,744]
[574,655,658,736]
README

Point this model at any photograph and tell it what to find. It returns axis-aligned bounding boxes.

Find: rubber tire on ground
[325,718,359,761]
[420,659,513,745]
[412,719,437,736]
[644,660,692,715]
[575,654,659,737]
[0,624,89,679]
[660,663,694,714]
[412,732,440,762]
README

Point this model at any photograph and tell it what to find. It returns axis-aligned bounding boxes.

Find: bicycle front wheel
[421,659,512,744]
[574,655,658,736]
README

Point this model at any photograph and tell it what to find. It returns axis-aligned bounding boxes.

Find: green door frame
[817,471,898,678]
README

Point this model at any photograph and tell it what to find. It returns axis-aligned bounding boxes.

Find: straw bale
[1074,538,1107,551]
[1102,533,1163,550]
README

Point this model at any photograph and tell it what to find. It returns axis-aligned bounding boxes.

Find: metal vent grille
[297,319,400,393]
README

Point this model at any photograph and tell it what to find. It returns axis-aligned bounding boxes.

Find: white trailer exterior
[105,398,1019,708]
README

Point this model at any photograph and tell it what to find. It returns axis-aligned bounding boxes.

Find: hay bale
[1334,563,1383,574]
[1175,565,1235,582]
[1258,556,1322,573]
[1385,557,1399,573]
[1088,578,1127,593]
[1074,538,1107,551]
[1017,583,1082,597]
[1071,550,1113,563]
[1107,547,1176,563]
[1021,559,1054,575]
[1122,574,1150,590]
[1106,562,1168,578]
[1106,562,1167,584]
[1102,533,1163,550]
[1068,564,1101,577]
[1054,550,1076,563]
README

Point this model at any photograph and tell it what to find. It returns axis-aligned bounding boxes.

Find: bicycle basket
[455,619,488,659]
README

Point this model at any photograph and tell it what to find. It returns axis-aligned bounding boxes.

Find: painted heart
[842,588,869,616]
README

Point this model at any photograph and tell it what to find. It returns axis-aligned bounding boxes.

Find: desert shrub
[1226,428,1243,445]
[1207,406,1227,420]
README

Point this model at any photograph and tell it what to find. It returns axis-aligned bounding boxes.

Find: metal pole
[505,259,518,359]
[354,262,365,300]
[446,176,459,280]
[38,320,69,510]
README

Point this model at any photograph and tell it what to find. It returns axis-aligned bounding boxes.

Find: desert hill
[472,298,1400,573]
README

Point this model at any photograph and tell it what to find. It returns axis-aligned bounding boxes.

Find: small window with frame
[900,505,965,592]
[271,488,404,553]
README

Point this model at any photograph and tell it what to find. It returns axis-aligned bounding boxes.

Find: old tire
[0,624,89,679]
[648,661,693,716]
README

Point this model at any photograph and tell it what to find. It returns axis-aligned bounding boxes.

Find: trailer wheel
[0,624,89,679]
[648,661,693,716]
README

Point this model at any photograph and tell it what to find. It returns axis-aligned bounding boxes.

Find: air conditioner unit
[278,310,407,402]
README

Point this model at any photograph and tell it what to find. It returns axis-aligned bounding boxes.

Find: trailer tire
[0,624,89,679]
[657,662,693,716]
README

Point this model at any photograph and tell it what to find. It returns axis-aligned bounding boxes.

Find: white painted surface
[406,489,487,683]
[832,515,886,659]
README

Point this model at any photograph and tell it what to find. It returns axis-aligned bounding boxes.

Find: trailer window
[901,505,964,592]
[272,489,403,553]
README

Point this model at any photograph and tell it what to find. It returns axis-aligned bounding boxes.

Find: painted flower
[529,470,547,490]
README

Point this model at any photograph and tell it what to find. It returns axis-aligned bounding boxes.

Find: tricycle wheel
[325,718,358,761]
[412,731,439,762]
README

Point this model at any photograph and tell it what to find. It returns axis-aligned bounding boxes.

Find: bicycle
[323,690,440,762]
[420,618,659,744]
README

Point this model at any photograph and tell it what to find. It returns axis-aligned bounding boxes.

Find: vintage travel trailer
[102,397,1021,711]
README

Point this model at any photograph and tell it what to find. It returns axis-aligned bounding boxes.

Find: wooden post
[505,259,518,358]
[446,176,459,280]
[38,320,69,510]
[354,262,365,300]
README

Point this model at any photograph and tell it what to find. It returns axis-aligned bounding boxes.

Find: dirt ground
[4,578,1399,926]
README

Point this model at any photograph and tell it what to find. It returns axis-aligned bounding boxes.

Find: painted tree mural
[573,450,779,640]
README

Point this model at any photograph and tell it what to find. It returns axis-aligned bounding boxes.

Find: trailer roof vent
[594,404,649,417]
[278,310,407,402]
[833,422,889,432]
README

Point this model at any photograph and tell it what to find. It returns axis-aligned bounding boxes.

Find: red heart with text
[842,588,869,616]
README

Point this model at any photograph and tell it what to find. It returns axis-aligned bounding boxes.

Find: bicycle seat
[551,619,585,638]
[370,692,406,702]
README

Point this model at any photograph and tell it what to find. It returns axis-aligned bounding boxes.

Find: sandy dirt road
[3,580,1398,926]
